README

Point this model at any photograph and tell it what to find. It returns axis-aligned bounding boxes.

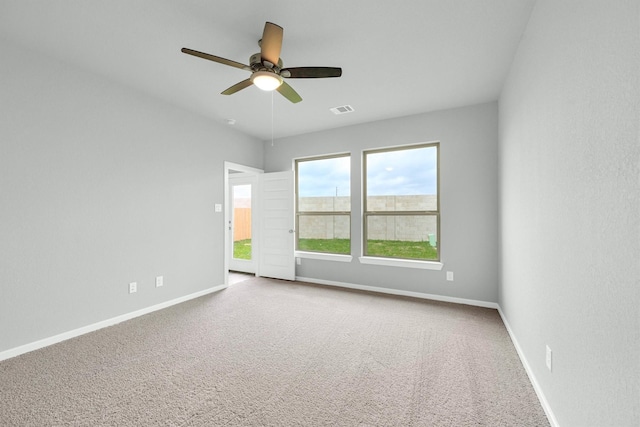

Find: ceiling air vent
[330,105,354,115]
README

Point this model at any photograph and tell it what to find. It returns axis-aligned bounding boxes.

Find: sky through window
[297,146,437,197]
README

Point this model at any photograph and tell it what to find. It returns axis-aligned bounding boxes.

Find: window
[363,143,439,261]
[295,154,351,255]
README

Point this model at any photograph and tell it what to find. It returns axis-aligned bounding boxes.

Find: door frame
[224,161,263,286]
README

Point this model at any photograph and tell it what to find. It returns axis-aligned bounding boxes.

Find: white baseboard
[497,307,559,427]
[0,284,227,362]
[295,276,499,309]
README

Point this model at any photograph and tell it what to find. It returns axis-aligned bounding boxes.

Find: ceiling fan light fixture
[251,71,283,91]
[182,22,341,103]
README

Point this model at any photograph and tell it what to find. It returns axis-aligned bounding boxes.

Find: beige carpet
[0,277,549,426]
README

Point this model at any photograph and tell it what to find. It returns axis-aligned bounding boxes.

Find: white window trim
[295,251,353,263]
[362,141,441,264]
[358,256,443,270]
[295,153,352,258]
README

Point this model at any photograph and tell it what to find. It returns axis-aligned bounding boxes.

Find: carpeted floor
[0,277,550,426]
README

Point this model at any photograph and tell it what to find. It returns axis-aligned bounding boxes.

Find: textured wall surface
[0,39,263,353]
[499,1,640,425]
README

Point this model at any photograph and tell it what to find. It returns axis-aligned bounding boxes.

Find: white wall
[499,1,639,425]
[0,38,263,354]
[264,102,499,304]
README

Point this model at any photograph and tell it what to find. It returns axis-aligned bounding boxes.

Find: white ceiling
[0,0,536,140]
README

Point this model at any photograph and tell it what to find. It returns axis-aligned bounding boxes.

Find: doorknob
[289,229,295,233]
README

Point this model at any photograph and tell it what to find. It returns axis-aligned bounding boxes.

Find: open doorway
[224,162,263,286]
[224,162,296,285]
[229,176,256,273]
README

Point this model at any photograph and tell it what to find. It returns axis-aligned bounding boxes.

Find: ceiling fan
[181,22,342,103]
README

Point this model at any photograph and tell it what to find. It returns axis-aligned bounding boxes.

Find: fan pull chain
[271,91,275,147]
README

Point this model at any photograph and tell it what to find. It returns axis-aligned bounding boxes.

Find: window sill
[358,256,443,270]
[295,251,353,263]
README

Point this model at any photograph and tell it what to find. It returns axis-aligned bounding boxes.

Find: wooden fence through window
[234,208,251,241]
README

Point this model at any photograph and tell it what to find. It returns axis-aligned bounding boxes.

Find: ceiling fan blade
[181,48,251,71]
[281,67,342,78]
[260,22,283,66]
[221,79,253,95]
[276,81,302,103]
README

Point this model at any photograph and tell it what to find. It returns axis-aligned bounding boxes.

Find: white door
[258,171,295,281]
[229,174,257,273]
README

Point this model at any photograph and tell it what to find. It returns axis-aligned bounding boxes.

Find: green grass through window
[298,238,351,254]
[233,239,252,260]
[236,238,438,260]
[366,239,437,260]
[298,238,437,260]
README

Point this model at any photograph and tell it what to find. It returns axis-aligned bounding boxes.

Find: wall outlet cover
[129,282,137,294]
[155,276,163,287]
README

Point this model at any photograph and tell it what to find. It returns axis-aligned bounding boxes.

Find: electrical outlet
[296,257,301,265]
[446,271,454,281]
[546,345,552,372]
[155,276,163,287]
[129,282,137,294]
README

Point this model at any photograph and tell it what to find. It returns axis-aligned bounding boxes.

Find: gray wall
[264,102,499,303]
[499,1,639,426]
[0,39,263,353]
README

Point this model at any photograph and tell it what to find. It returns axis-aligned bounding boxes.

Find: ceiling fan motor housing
[250,53,283,71]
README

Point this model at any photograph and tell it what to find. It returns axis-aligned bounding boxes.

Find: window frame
[294,152,352,256]
[362,142,440,263]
